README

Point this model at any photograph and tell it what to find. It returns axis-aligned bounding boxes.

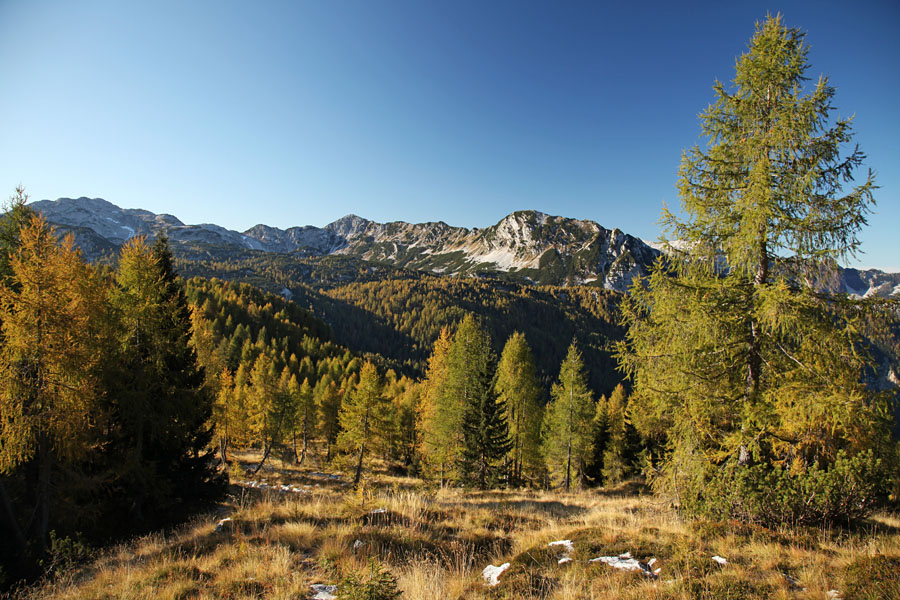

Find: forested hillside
[176,253,625,396]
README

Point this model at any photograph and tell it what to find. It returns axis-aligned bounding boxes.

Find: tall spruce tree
[110,235,220,520]
[619,15,895,524]
[451,315,510,489]
[495,332,543,486]
[542,342,594,491]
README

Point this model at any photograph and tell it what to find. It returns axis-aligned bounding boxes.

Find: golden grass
[16,452,900,600]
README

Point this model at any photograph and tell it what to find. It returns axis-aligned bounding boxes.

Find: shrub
[675,449,888,526]
[338,559,402,600]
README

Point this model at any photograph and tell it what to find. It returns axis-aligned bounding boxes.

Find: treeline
[203,303,639,490]
[0,193,222,584]
[176,251,626,396]
[415,316,639,489]
[185,277,366,470]
[321,277,622,392]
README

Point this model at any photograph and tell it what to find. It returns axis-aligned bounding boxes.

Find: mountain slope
[29,196,899,296]
[30,198,659,290]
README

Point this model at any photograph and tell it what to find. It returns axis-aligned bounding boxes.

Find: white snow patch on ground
[548,539,575,564]
[105,216,119,224]
[711,555,727,565]
[214,517,232,533]
[482,562,510,586]
[589,552,658,578]
[548,540,574,553]
[121,225,135,239]
[237,480,308,494]
[309,583,338,599]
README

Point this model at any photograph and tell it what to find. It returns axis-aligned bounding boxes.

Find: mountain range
[27,197,900,297]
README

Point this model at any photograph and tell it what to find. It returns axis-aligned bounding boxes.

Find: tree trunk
[565,438,572,492]
[514,407,521,487]
[741,233,768,466]
[36,435,52,552]
[0,478,27,553]
[292,430,300,464]
[300,426,308,466]
[253,441,272,474]
[220,434,229,466]
[353,443,365,485]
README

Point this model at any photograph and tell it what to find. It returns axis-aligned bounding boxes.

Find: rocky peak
[325,214,375,239]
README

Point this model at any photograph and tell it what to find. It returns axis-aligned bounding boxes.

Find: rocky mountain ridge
[26,197,900,296]
[29,198,659,291]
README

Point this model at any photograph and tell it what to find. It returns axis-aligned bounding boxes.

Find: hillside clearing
[14,452,900,600]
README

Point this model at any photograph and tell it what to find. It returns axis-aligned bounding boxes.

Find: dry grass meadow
[14,451,900,600]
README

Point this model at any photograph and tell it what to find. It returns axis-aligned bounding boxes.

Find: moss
[676,573,774,599]
[842,554,900,599]
[351,530,443,563]
[566,527,678,562]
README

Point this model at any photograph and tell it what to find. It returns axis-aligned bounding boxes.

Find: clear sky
[1,0,898,270]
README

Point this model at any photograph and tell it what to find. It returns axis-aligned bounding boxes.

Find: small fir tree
[248,354,286,473]
[295,377,315,464]
[495,332,543,486]
[418,327,458,485]
[601,384,629,485]
[451,315,510,489]
[337,361,389,484]
[314,375,342,461]
[542,342,594,491]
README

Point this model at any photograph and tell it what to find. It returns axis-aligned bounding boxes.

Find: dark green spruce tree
[450,315,510,489]
[619,15,896,525]
[107,235,222,523]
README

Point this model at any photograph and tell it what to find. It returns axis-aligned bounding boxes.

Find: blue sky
[1,0,898,270]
